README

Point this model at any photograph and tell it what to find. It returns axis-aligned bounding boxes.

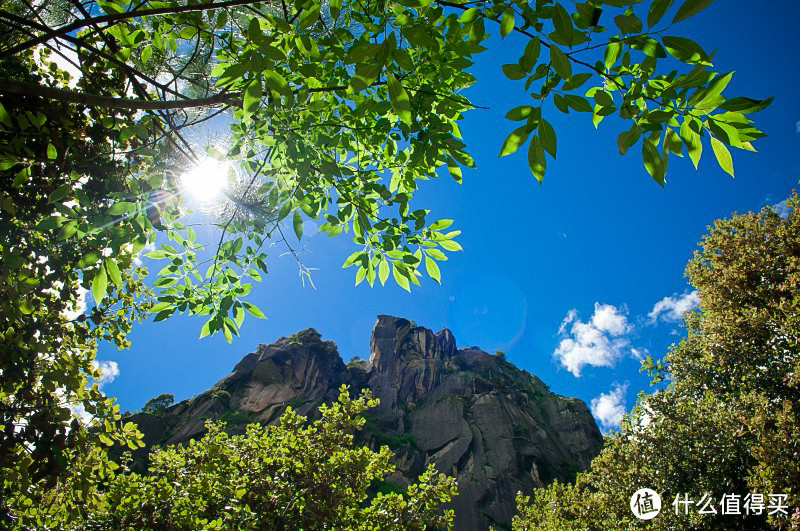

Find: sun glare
[180,158,232,203]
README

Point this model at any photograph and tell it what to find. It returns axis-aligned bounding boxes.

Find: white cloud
[591,382,628,432]
[648,291,699,323]
[557,309,578,335]
[133,240,156,267]
[591,303,630,335]
[70,402,93,424]
[92,360,120,389]
[630,347,649,361]
[773,199,791,219]
[553,303,632,377]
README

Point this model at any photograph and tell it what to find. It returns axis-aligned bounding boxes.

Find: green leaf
[628,36,666,58]
[552,4,575,44]
[378,258,389,285]
[647,0,674,27]
[505,106,534,121]
[264,70,292,99]
[528,135,546,183]
[47,143,57,160]
[500,9,514,38]
[150,302,174,314]
[719,97,772,114]
[695,72,734,110]
[550,47,572,79]
[539,119,557,157]
[561,73,592,91]
[233,304,245,328]
[154,277,177,288]
[153,309,174,322]
[458,8,481,23]
[673,0,713,23]
[56,221,77,240]
[499,126,529,157]
[293,210,303,240]
[243,79,262,121]
[243,301,266,319]
[614,14,642,34]
[0,103,12,128]
[594,90,614,107]
[439,239,463,252]
[502,63,526,80]
[665,129,684,157]
[387,74,412,126]
[642,138,665,186]
[342,251,364,268]
[92,266,108,305]
[20,299,34,315]
[216,62,248,88]
[145,250,169,260]
[553,94,569,114]
[681,120,702,169]
[604,39,623,71]
[298,2,321,28]
[662,36,709,64]
[48,183,70,204]
[617,126,641,155]
[108,201,135,215]
[710,136,734,177]
[564,95,592,112]
[425,255,441,284]
[469,16,485,43]
[430,219,454,230]
[520,37,541,71]
[708,118,741,147]
[105,258,123,288]
[391,263,411,292]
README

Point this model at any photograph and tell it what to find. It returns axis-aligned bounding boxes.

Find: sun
[180,157,233,203]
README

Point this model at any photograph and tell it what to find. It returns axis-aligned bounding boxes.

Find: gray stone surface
[128,315,603,530]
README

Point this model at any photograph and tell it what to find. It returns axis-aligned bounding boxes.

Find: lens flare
[180,158,231,203]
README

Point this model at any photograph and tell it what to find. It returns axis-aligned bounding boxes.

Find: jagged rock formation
[129,316,603,530]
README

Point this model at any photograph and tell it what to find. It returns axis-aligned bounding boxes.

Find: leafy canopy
[0,0,771,523]
[10,386,459,529]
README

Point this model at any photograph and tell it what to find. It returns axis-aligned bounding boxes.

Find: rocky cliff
[129,315,603,530]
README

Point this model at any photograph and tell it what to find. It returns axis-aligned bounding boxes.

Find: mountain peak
[129,316,603,530]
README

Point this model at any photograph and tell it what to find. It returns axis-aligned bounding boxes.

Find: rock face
[130,316,603,530]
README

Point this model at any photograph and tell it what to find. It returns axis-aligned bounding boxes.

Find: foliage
[513,198,800,530]
[14,386,458,530]
[217,409,253,425]
[364,414,420,450]
[0,0,772,524]
[0,41,150,518]
[211,389,232,405]
[141,393,175,415]
[347,355,372,371]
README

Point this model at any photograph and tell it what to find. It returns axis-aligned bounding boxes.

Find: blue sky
[98,1,800,432]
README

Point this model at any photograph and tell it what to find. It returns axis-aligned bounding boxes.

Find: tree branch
[0,0,267,60]
[0,78,240,110]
